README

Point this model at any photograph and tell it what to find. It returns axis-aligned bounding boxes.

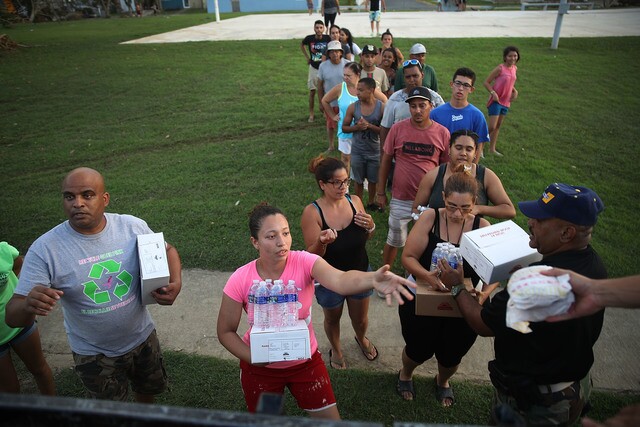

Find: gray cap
[409,43,427,54]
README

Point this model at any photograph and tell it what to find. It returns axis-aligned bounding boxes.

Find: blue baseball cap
[518,183,604,226]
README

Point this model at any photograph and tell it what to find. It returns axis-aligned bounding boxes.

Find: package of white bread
[506,265,574,334]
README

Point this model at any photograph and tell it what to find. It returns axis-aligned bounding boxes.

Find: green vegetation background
[1,12,639,425]
[1,14,639,277]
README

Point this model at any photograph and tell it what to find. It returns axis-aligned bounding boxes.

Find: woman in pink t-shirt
[216,203,414,420]
[483,46,520,156]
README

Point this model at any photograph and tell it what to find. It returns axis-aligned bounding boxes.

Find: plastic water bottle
[446,247,464,270]
[254,280,270,329]
[447,248,459,269]
[269,280,285,328]
[284,280,299,327]
[430,243,444,271]
[247,279,259,326]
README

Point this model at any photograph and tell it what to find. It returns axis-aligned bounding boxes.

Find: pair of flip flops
[354,336,379,361]
[395,373,455,406]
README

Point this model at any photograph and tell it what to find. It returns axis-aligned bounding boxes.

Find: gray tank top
[351,100,383,157]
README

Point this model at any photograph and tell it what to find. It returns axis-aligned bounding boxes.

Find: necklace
[445,213,466,245]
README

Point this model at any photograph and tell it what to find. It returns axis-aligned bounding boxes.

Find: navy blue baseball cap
[518,183,604,226]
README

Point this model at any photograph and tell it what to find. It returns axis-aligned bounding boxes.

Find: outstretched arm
[312,258,416,306]
[543,269,640,321]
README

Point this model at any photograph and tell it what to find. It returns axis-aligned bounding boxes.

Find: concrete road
[37,268,640,392]
[122,9,640,44]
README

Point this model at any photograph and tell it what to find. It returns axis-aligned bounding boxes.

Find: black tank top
[428,163,488,208]
[417,208,482,285]
[312,195,369,272]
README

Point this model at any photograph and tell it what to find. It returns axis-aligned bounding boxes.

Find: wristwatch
[450,284,466,299]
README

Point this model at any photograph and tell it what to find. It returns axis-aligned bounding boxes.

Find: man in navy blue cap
[443,183,607,425]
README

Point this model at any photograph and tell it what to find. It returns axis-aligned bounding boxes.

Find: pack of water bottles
[430,242,464,271]
[248,279,310,363]
[247,279,299,329]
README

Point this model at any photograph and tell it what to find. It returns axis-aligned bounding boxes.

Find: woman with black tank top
[301,156,378,370]
[396,170,499,407]
[412,129,516,220]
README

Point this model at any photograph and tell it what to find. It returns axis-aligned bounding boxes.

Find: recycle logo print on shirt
[82,260,132,304]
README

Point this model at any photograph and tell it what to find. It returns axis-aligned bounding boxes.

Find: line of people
[299,19,638,427]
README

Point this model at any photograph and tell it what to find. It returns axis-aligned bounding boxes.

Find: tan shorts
[307,65,319,91]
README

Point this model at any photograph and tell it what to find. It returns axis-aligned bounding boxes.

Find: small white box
[137,232,170,305]
[459,220,543,284]
[250,320,311,364]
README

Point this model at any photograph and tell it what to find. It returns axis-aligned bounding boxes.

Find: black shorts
[399,291,477,367]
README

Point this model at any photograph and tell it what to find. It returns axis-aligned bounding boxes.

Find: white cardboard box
[250,320,311,364]
[137,232,170,305]
[459,220,543,284]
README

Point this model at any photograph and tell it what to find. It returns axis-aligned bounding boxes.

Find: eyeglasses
[326,179,351,189]
[452,80,473,90]
[445,203,473,214]
[403,59,421,67]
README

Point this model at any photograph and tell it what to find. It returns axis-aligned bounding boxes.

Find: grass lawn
[1,14,639,276]
[1,11,640,425]
[13,350,640,425]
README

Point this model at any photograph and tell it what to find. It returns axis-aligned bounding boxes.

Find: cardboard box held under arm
[137,232,170,305]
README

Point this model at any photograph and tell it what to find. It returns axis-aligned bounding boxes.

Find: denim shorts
[315,282,373,309]
[488,101,510,116]
[0,321,36,357]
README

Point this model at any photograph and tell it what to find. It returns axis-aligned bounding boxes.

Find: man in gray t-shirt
[6,167,182,403]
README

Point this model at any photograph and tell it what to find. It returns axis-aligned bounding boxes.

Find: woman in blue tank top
[301,156,378,370]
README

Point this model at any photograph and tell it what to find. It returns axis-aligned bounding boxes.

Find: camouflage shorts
[73,329,167,401]
[491,374,592,427]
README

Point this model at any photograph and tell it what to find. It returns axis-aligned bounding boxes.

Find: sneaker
[492,150,503,157]
[370,31,375,37]
[377,290,386,298]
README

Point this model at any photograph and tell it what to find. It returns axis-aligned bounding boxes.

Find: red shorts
[240,350,336,412]
[324,106,339,130]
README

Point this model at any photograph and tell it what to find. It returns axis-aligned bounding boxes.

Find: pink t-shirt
[384,118,450,201]
[488,63,517,108]
[223,250,320,368]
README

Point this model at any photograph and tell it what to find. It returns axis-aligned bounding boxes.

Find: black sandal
[396,370,415,401]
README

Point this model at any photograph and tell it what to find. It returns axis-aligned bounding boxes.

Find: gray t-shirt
[318,58,348,107]
[17,213,156,357]
[380,87,445,129]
